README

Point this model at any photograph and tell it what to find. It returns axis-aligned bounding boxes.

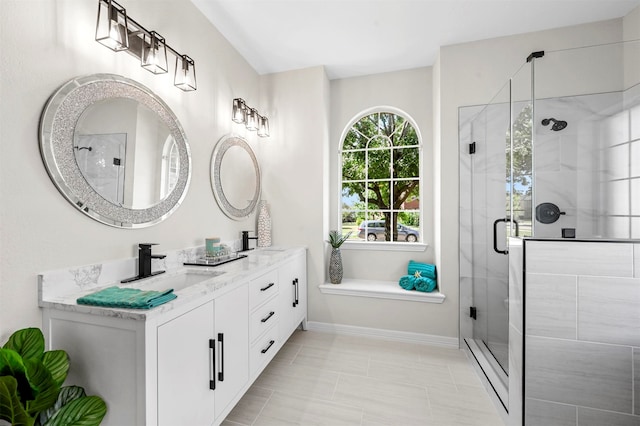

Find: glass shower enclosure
[459,38,640,420]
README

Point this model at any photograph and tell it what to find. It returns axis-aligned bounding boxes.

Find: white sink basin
[135,270,225,292]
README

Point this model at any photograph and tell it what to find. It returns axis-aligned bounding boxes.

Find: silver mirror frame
[210,134,261,220]
[39,74,191,228]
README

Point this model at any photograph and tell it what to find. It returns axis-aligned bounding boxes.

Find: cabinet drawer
[249,269,279,308]
[250,325,279,375]
[250,299,278,343]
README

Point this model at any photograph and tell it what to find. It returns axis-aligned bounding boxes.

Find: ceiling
[191,0,640,80]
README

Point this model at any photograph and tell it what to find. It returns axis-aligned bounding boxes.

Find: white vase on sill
[257,200,271,247]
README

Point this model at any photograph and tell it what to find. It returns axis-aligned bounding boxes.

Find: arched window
[340,110,422,243]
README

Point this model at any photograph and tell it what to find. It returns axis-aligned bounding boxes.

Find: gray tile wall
[523,240,640,426]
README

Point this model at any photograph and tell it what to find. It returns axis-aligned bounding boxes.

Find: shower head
[541,118,568,131]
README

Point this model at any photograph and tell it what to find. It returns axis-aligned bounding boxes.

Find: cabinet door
[291,253,307,328]
[279,253,307,339]
[158,300,215,426]
[214,284,249,419]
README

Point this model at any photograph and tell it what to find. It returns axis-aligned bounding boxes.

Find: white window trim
[319,278,445,303]
[337,106,425,248]
[341,240,428,252]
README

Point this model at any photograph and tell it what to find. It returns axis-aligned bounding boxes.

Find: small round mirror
[210,135,261,220]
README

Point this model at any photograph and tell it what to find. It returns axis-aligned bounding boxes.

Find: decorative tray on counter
[183,253,247,267]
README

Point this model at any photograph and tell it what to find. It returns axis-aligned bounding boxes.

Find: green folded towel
[408,260,436,280]
[77,286,177,309]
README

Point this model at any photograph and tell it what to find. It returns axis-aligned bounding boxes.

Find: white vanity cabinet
[40,247,306,426]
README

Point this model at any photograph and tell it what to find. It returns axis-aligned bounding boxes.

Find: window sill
[319,279,445,303]
[341,241,428,252]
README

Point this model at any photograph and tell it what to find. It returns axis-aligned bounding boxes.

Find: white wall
[258,66,330,328]
[322,67,453,336]
[0,0,261,341]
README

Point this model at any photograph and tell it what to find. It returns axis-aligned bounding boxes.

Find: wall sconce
[232,98,269,138]
[95,0,197,91]
[232,98,247,123]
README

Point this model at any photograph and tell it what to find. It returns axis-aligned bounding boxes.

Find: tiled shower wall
[522,239,640,425]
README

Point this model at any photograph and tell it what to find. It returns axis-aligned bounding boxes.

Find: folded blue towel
[414,276,437,292]
[398,275,437,293]
[408,260,436,280]
[399,275,415,290]
[77,286,177,309]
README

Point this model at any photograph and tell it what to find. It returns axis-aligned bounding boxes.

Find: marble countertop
[38,246,305,321]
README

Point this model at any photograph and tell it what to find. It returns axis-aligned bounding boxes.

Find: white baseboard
[305,321,459,348]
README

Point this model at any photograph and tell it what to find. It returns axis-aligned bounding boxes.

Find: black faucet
[121,243,166,283]
[241,231,258,252]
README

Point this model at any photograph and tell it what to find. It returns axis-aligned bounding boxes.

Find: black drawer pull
[260,282,275,292]
[209,338,215,390]
[218,333,224,382]
[261,311,275,323]
[261,340,275,354]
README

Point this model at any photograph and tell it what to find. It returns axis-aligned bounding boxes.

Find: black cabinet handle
[209,338,216,390]
[218,333,224,382]
[295,278,299,306]
[292,279,296,307]
[261,311,275,323]
[260,282,275,292]
[261,340,275,354]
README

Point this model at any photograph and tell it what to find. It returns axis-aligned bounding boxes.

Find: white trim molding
[319,278,445,303]
[306,321,459,348]
[341,240,428,252]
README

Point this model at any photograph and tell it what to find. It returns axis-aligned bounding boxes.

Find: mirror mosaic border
[210,134,261,220]
[39,74,191,228]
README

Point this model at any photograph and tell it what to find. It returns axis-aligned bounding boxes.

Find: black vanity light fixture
[232,98,270,138]
[95,0,196,91]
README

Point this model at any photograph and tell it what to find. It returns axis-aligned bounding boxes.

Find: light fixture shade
[246,108,259,131]
[141,31,168,74]
[96,0,129,52]
[257,115,270,137]
[232,98,247,123]
[174,55,197,91]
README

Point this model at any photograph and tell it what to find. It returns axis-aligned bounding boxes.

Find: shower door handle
[493,217,519,255]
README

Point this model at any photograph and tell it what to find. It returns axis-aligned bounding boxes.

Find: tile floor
[222,330,504,426]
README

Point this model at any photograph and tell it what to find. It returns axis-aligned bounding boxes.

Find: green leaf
[0,348,34,403]
[38,386,86,426]
[4,329,45,362]
[44,396,106,426]
[0,376,35,426]
[42,351,69,387]
[23,360,59,417]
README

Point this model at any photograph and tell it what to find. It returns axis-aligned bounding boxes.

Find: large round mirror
[211,135,261,220]
[39,74,191,228]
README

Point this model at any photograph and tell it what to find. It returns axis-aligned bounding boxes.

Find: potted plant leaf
[327,230,352,284]
[0,327,107,426]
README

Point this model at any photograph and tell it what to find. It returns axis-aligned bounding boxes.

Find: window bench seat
[319,278,445,303]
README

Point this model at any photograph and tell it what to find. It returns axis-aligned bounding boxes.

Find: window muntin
[340,110,421,243]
